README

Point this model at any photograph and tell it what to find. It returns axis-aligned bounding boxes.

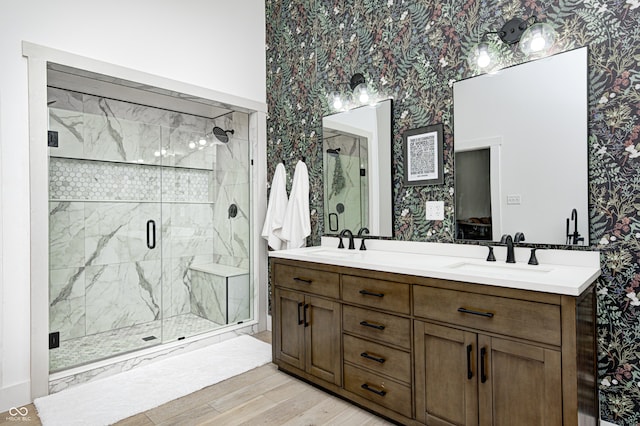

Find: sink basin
[304,249,360,259]
[447,261,552,278]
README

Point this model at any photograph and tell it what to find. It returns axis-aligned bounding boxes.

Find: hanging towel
[331,154,345,197]
[261,163,288,250]
[281,160,311,249]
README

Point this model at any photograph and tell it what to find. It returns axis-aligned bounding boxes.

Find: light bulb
[520,22,556,56]
[199,138,207,146]
[188,141,196,149]
[475,43,492,69]
[160,148,167,156]
[333,95,343,110]
[359,88,369,103]
[154,151,161,157]
[529,30,546,52]
[354,84,369,104]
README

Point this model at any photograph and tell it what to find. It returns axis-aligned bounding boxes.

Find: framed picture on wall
[402,124,444,186]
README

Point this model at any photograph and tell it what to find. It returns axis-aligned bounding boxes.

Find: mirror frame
[321,99,393,237]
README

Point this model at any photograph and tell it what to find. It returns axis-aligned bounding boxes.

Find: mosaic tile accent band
[49,157,212,203]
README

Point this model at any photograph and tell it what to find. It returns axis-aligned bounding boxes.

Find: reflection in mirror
[322,99,392,237]
[454,47,588,245]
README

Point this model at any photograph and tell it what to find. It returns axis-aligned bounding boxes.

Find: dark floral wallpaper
[265,0,640,423]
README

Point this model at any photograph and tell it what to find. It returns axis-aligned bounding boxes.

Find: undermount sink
[446,261,552,278]
[305,248,361,258]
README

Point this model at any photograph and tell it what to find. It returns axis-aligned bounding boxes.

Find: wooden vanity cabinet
[272,263,341,386]
[414,321,562,425]
[270,257,597,426]
[413,280,596,426]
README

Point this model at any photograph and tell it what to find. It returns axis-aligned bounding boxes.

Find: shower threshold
[49,313,221,372]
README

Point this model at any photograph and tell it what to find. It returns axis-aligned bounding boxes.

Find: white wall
[0,0,265,410]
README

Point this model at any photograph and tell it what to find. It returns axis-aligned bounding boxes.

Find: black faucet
[567,208,583,245]
[338,229,355,250]
[500,234,516,263]
[357,227,370,250]
[514,232,525,243]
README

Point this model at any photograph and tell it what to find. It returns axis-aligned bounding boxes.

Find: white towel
[281,160,311,249]
[261,163,289,250]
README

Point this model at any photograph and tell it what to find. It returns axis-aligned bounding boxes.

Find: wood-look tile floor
[0,331,394,425]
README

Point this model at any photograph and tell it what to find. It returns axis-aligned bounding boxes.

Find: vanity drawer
[344,364,412,418]
[343,305,411,349]
[343,334,411,384]
[274,263,340,299]
[414,285,561,346]
[342,275,410,314]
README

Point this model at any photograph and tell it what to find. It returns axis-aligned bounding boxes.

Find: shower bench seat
[189,263,250,325]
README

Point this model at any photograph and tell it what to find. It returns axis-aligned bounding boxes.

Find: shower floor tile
[50,313,221,372]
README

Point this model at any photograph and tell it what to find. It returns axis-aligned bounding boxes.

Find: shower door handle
[146,220,156,249]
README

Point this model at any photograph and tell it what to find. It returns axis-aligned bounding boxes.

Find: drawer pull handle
[360,352,386,363]
[293,277,313,284]
[466,344,473,380]
[297,302,304,325]
[359,289,384,297]
[303,304,310,327]
[480,347,488,383]
[457,307,494,318]
[361,383,387,397]
[359,321,385,330]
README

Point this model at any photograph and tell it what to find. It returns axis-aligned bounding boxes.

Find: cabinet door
[273,288,305,370]
[305,295,342,386]
[478,335,562,426]
[415,321,478,426]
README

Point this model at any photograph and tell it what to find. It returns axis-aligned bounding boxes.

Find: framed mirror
[453,47,589,245]
[322,99,393,236]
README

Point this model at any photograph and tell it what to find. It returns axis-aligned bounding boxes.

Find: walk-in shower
[47,65,253,372]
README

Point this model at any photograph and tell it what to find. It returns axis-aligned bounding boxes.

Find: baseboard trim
[601,420,618,426]
[0,380,31,413]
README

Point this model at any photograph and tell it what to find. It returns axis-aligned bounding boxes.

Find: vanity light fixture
[470,16,556,70]
[349,73,369,103]
[328,73,374,111]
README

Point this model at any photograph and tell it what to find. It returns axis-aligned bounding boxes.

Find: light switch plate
[507,194,522,205]
[425,201,445,221]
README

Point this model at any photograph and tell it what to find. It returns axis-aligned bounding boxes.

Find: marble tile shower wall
[47,87,249,344]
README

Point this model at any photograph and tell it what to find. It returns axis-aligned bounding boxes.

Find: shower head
[212,127,235,143]
[326,148,341,156]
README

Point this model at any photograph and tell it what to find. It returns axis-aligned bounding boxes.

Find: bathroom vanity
[270,239,600,425]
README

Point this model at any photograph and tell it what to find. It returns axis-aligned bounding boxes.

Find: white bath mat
[34,334,272,426]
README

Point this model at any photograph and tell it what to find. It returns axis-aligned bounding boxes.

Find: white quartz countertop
[269,238,602,296]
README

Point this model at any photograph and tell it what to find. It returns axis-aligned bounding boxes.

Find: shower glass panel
[47,88,164,371]
[323,135,368,233]
[159,112,252,341]
[47,81,252,372]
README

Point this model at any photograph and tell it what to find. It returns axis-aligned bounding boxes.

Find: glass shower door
[48,88,165,371]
